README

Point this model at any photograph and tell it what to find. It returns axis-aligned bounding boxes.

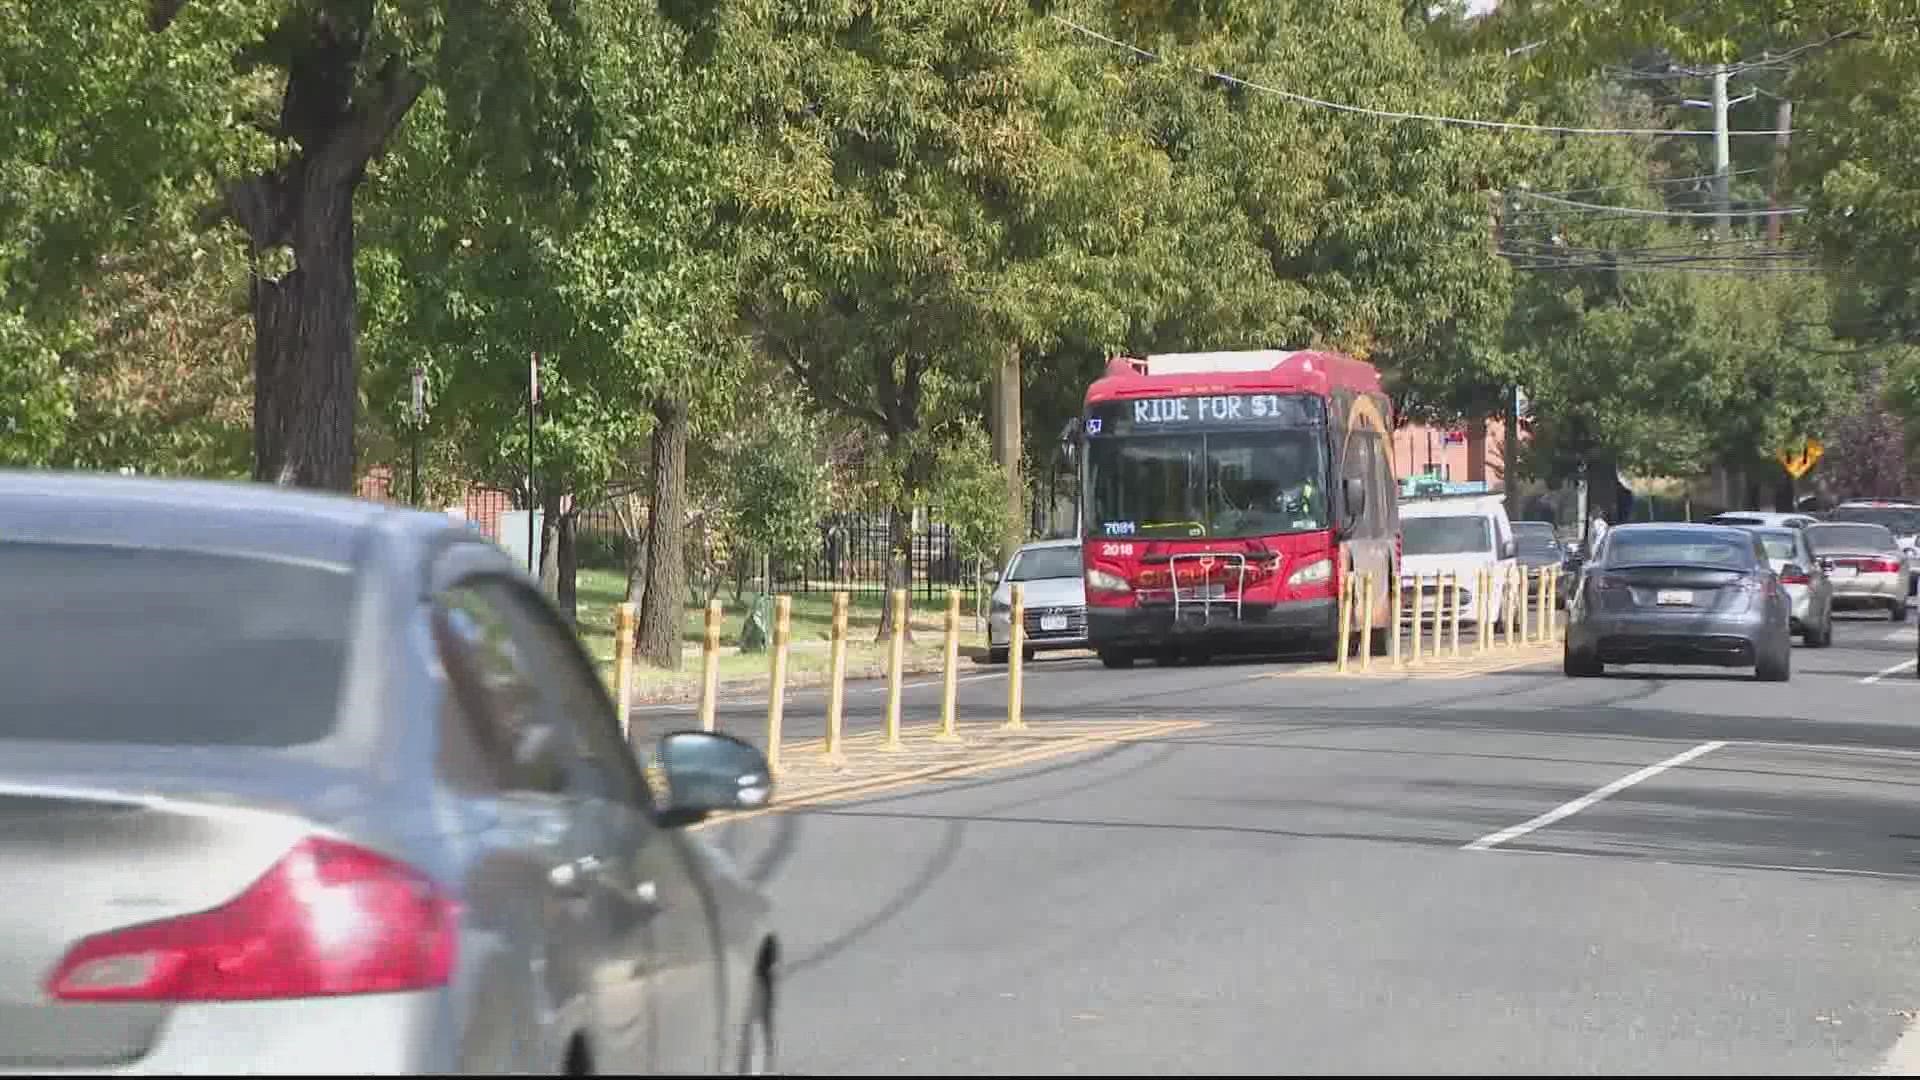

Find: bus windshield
[1087,428,1330,540]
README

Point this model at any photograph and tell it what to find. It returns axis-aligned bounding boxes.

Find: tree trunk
[249,180,358,491]
[192,9,425,491]
[876,506,914,643]
[991,347,1025,561]
[557,508,578,624]
[637,397,690,668]
[539,488,565,601]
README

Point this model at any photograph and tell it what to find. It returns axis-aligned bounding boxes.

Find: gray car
[986,539,1087,663]
[1805,521,1910,622]
[1563,523,1793,681]
[0,472,778,1075]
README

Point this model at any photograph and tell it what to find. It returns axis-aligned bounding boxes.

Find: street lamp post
[408,364,427,506]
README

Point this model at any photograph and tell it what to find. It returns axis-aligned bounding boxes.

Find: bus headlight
[1287,558,1332,587]
[1086,568,1132,595]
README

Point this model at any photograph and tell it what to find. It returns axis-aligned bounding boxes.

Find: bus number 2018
[1100,543,1135,557]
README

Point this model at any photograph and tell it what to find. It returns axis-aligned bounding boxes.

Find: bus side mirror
[1342,476,1367,520]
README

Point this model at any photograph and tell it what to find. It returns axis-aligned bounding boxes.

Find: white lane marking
[1863,659,1918,684]
[1462,741,1727,851]
[1884,629,1914,643]
[1879,1013,1920,1075]
[629,670,1010,713]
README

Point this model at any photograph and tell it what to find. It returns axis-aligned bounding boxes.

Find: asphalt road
[698,610,1920,1075]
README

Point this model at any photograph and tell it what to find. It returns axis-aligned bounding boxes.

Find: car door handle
[547,856,602,896]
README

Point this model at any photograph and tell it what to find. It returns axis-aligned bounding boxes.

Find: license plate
[1040,613,1068,632]
[1656,589,1694,606]
[1831,565,1858,578]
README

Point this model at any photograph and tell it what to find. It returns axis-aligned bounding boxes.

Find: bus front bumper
[1087,598,1338,652]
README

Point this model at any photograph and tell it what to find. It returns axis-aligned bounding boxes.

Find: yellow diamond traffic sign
[1778,438,1824,479]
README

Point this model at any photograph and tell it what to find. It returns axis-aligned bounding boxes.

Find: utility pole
[1768,98,1793,246]
[1712,64,1733,238]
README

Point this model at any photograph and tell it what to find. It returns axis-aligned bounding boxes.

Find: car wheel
[1805,616,1833,648]
[1022,645,1037,663]
[987,647,1008,665]
[1099,649,1136,670]
[1563,644,1602,678]
[1892,600,1909,623]
[1756,640,1792,682]
[735,974,775,1075]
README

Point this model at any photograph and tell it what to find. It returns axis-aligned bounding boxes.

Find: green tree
[16,0,619,491]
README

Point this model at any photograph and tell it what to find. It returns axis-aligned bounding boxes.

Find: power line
[1504,254,1824,274]
[1050,16,1798,139]
[1520,168,1762,200]
[1511,190,1808,218]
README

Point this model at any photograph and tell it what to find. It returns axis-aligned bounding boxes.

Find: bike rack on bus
[1169,552,1250,623]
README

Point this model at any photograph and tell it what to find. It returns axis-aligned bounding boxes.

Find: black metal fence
[571,504,995,611]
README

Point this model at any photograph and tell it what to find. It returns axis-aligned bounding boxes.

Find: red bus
[1079,349,1400,667]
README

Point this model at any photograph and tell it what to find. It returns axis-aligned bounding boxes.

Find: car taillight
[1593,575,1629,593]
[1779,570,1810,585]
[1867,557,1904,574]
[45,836,458,1003]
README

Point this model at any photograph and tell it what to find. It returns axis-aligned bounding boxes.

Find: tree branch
[311,55,428,189]
[148,0,191,32]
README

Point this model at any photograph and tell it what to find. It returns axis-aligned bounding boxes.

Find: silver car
[1564,523,1794,681]
[1806,521,1910,622]
[0,473,778,1075]
[1743,525,1835,645]
[987,539,1086,663]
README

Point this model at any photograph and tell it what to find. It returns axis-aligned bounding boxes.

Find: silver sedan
[1806,521,1910,623]
[0,472,779,1075]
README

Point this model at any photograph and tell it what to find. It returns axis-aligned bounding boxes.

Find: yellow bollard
[1410,573,1426,665]
[884,588,907,750]
[1336,571,1354,673]
[1390,571,1404,668]
[697,600,722,732]
[1473,568,1487,654]
[824,591,849,762]
[1506,567,1521,650]
[936,589,963,742]
[1359,573,1376,673]
[765,595,791,775]
[1546,570,1559,641]
[1448,572,1462,658]
[1005,584,1027,730]
[613,601,637,743]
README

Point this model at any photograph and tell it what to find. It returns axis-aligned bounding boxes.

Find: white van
[1398,492,1517,629]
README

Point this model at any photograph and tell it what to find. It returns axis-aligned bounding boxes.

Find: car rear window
[1603,530,1755,568]
[1807,524,1898,554]
[1829,507,1920,534]
[1752,531,1799,561]
[1009,547,1082,581]
[1402,515,1492,556]
[0,543,356,747]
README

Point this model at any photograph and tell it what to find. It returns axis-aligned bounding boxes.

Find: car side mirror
[653,731,774,827]
[987,569,1002,584]
[1342,476,1367,519]
[1781,563,1804,579]
[1501,538,1517,560]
